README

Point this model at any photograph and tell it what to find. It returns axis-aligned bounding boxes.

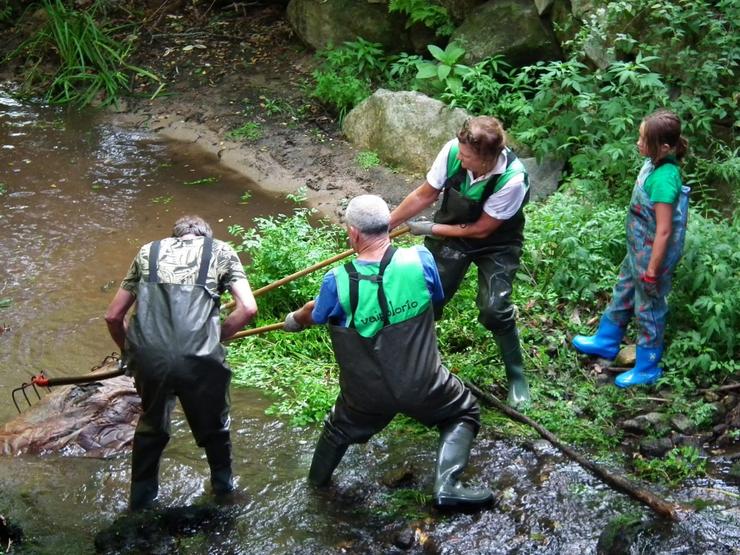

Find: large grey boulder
[286,0,412,52]
[439,0,488,21]
[343,89,563,200]
[343,89,468,174]
[521,156,564,202]
[451,0,561,66]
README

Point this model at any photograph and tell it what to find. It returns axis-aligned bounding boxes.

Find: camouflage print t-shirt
[121,236,247,297]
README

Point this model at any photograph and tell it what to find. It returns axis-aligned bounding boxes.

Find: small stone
[728,461,740,483]
[621,418,650,434]
[639,437,674,458]
[393,527,415,549]
[670,413,695,434]
[613,344,636,367]
[380,464,415,488]
[643,412,667,426]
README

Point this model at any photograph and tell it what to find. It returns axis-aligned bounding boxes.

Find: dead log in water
[466,381,681,521]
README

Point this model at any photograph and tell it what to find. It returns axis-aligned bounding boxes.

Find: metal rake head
[11,372,50,413]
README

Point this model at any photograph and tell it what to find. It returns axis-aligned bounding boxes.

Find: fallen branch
[699,382,740,394]
[465,381,681,521]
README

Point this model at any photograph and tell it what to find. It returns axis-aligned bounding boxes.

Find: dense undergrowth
[3,0,737,486]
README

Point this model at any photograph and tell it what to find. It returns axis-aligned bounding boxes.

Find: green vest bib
[446,144,527,202]
[335,247,431,338]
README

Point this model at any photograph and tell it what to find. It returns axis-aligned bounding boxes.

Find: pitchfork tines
[11,372,50,413]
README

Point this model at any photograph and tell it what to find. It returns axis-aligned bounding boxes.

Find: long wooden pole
[465,381,681,521]
[223,321,284,342]
[31,227,409,387]
[222,226,410,310]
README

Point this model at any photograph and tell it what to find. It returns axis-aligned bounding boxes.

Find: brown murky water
[0,91,293,424]
[1,91,738,554]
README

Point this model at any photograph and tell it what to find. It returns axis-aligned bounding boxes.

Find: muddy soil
[100,2,418,220]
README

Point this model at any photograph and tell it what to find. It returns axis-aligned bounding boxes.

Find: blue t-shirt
[311,245,444,326]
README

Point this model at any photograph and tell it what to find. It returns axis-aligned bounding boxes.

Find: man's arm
[105,288,136,351]
[221,278,258,340]
[428,212,504,239]
[293,300,316,327]
[388,182,440,229]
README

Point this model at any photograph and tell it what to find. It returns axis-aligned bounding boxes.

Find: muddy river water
[1,91,738,554]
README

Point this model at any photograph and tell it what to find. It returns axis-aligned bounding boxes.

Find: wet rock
[670,413,695,434]
[381,463,417,488]
[596,514,654,555]
[613,344,636,367]
[728,461,740,484]
[94,504,232,554]
[621,418,649,434]
[670,434,702,450]
[639,437,674,458]
[710,401,727,424]
[622,412,670,436]
[393,526,415,549]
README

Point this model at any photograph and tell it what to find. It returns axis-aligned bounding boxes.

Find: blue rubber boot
[615,346,663,388]
[572,317,625,360]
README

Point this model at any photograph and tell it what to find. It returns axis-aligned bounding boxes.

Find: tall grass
[10,0,159,107]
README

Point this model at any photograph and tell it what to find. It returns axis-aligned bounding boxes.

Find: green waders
[310,246,492,507]
[126,237,234,510]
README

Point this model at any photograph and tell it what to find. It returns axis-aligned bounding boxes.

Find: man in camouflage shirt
[105,215,257,510]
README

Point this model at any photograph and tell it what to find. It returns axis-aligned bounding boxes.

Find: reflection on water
[1,91,738,554]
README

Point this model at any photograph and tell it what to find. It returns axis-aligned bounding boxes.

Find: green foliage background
[225,0,739,485]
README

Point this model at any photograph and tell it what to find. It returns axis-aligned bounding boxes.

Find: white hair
[344,195,390,236]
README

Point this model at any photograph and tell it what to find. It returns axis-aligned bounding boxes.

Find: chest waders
[308,247,492,508]
[426,146,531,407]
[573,159,690,388]
[126,237,234,510]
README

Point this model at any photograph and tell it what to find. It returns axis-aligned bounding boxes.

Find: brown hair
[457,116,506,160]
[642,109,688,162]
[172,215,213,238]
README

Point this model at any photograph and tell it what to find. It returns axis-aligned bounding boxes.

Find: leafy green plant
[415,42,471,95]
[388,0,454,37]
[0,182,6,195]
[0,0,14,24]
[239,191,252,204]
[311,69,371,122]
[440,56,528,124]
[387,52,424,91]
[310,38,390,122]
[632,446,707,486]
[228,208,345,317]
[9,0,160,107]
[227,121,262,141]
[356,150,381,170]
[227,210,347,423]
[182,176,217,186]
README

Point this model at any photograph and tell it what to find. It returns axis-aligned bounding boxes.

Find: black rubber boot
[129,478,159,512]
[129,432,167,511]
[433,422,493,508]
[494,327,531,407]
[205,440,234,495]
[308,431,348,487]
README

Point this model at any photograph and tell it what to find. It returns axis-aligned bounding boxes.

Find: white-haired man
[284,195,492,509]
[106,215,257,511]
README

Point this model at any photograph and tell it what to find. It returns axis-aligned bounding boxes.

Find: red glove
[641,273,659,297]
